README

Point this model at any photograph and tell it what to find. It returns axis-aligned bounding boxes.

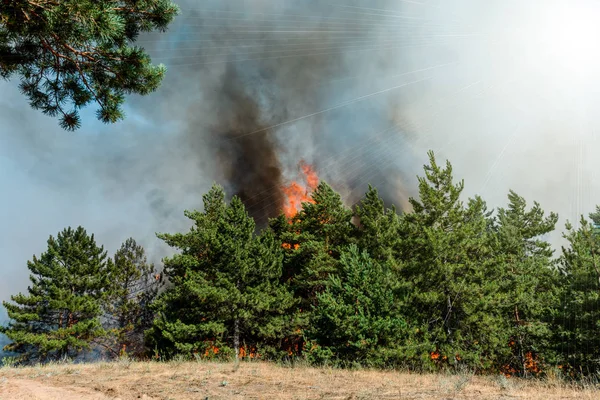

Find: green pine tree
[0,0,179,130]
[492,190,559,376]
[557,209,600,376]
[354,184,404,269]
[1,227,111,363]
[103,237,163,358]
[269,182,356,356]
[148,184,296,360]
[305,244,409,368]
[272,181,356,308]
[399,151,499,371]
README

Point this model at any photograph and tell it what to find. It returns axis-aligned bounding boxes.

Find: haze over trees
[0,0,179,130]
[3,151,600,380]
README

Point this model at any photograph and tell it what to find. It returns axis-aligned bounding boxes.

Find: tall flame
[282,161,319,218]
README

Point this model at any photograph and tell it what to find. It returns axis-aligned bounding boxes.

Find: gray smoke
[148,0,424,221]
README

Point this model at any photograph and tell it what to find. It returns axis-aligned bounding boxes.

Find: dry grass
[0,359,598,400]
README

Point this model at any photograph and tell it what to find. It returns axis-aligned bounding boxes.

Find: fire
[282,161,319,218]
[239,345,259,359]
[502,340,542,377]
[301,161,319,190]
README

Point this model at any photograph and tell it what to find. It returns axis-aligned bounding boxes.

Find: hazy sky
[2,0,600,326]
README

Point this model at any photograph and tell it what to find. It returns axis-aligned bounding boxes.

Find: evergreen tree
[1,227,111,363]
[272,181,356,308]
[306,244,409,367]
[492,190,559,376]
[0,0,179,130]
[399,151,499,371]
[103,237,163,358]
[557,209,600,376]
[148,184,295,360]
[270,182,356,355]
[354,185,403,268]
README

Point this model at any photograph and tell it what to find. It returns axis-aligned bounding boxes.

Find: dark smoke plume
[213,65,285,226]
[161,0,420,224]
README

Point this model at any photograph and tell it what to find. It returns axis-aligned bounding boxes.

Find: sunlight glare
[537,1,600,79]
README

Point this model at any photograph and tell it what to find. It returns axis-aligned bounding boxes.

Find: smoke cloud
[3,0,600,352]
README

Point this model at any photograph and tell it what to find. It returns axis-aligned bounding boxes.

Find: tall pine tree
[399,151,498,371]
[103,237,163,358]
[271,182,356,309]
[148,184,295,360]
[270,182,356,356]
[492,190,559,376]
[557,208,600,376]
[1,227,111,363]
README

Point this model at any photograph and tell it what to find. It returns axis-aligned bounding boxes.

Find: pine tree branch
[26,0,58,10]
[40,36,105,110]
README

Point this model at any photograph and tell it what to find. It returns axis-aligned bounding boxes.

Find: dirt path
[0,377,113,400]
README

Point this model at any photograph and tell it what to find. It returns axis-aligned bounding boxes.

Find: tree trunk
[234,278,241,362]
[234,317,240,362]
[446,294,453,340]
[514,305,526,377]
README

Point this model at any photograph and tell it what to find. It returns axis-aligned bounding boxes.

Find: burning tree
[273,181,356,306]
[282,161,319,219]
[270,180,356,356]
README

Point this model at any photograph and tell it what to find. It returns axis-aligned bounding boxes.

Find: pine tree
[148,184,296,360]
[306,244,409,368]
[0,0,179,130]
[354,185,403,269]
[1,227,111,363]
[557,209,600,376]
[399,151,499,371]
[269,182,356,356]
[103,237,163,358]
[492,190,559,376]
[272,181,356,308]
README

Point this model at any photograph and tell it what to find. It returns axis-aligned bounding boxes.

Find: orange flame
[502,340,542,377]
[301,161,319,190]
[239,346,259,359]
[282,161,319,218]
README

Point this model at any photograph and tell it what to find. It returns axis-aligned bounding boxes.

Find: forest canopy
[2,150,600,380]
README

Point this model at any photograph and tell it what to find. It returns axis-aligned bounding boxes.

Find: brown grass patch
[0,360,598,399]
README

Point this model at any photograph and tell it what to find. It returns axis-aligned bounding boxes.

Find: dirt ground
[0,360,598,400]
